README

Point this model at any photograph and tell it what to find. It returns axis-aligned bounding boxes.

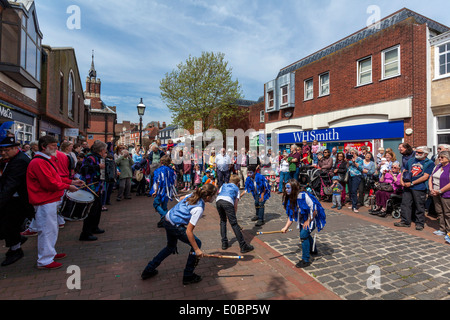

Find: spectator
[25,141,39,159]
[133,145,146,196]
[317,149,333,174]
[395,146,435,231]
[183,151,192,191]
[215,148,231,188]
[429,151,450,237]
[311,140,320,165]
[333,152,348,204]
[236,148,249,189]
[398,143,415,170]
[115,148,134,201]
[358,152,376,207]
[247,149,260,173]
[278,151,290,194]
[372,162,402,217]
[288,144,301,180]
[376,147,385,166]
[347,148,364,213]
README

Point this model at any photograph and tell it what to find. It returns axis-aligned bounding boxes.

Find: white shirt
[165,207,204,227]
[215,153,231,171]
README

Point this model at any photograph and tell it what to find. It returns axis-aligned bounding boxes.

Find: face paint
[285,184,292,195]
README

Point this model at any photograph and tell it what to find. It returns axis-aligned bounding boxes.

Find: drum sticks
[80,181,99,198]
[191,253,244,260]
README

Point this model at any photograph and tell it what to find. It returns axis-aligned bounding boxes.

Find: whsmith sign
[277,121,405,144]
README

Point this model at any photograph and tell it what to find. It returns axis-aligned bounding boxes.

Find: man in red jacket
[27,136,81,270]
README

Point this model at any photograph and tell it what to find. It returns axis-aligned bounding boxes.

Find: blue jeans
[254,199,266,221]
[144,221,202,277]
[279,171,290,192]
[348,175,362,210]
[153,195,168,218]
[300,223,316,263]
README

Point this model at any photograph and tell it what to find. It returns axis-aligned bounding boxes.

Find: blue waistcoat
[218,183,240,202]
[168,194,205,226]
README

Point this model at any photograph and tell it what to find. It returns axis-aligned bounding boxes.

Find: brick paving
[1,188,450,301]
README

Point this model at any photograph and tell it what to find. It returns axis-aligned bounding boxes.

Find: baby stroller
[318,169,333,202]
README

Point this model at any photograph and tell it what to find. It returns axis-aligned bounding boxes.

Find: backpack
[105,158,116,183]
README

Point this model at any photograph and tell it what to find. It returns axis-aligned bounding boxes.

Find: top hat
[0,135,19,148]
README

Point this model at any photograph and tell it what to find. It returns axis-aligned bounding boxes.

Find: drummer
[27,136,82,270]
[78,140,108,241]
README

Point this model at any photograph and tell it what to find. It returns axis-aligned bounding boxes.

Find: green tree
[160,52,247,135]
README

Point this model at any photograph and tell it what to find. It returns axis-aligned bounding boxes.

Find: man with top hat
[0,122,34,266]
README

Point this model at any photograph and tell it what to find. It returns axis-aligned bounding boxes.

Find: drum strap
[34,156,58,173]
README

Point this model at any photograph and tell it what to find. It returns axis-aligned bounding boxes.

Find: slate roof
[277,8,450,78]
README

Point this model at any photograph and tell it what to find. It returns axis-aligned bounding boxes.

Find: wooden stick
[81,181,99,198]
[191,253,244,260]
[256,229,292,235]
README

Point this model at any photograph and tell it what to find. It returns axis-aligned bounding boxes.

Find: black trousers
[0,198,26,248]
[400,188,427,227]
[216,200,246,248]
[82,196,102,235]
[217,170,230,188]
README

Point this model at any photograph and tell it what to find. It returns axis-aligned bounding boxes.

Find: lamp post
[137,98,146,147]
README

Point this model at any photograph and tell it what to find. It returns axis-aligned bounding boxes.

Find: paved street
[0,188,449,301]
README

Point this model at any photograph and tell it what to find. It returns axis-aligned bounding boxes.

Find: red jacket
[53,150,72,184]
[26,153,71,206]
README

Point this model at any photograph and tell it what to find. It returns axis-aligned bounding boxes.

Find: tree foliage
[160,52,247,134]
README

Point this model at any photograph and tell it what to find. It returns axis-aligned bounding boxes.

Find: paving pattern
[236,191,450,300]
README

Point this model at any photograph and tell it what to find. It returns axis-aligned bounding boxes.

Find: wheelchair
[385,193,402,219]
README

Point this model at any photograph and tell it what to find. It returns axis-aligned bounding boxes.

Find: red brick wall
[266,18,429,146]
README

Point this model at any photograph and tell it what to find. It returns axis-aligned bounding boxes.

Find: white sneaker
[433,230,446,236]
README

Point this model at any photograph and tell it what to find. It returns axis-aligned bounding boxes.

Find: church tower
[85,50,102,109]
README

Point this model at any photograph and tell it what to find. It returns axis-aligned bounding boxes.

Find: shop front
[39,120,62,142]
[0,99,36,145]
[277,120,405,160]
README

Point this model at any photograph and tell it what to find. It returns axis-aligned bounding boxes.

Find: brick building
[39,45,88,142]
[85,52,117,145]
[0,0,42,144]
[257,8,450,158]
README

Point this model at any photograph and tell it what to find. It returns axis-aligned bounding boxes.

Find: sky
[34,0,450,127]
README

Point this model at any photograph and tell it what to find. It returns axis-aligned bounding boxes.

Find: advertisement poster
[345,141,373,154]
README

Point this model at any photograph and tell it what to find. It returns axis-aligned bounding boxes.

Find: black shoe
[255,220,265,227]
[141,269,158,280]
[310,249,318,256]
[93,228,105,234]
[416,225,424,231]
[157,219,164,228]
[1,248,24,266]
[394,222,410,228]
[79,234,98,241]
[251,216,259,222]
[183,273,202,285]
[240,244,254,254]
[377,211,388,218]
[222,242,229,250]
[116,198,121,202]
[295,260,311,268]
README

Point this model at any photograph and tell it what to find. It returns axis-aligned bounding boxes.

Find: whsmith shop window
[0,5,43,88]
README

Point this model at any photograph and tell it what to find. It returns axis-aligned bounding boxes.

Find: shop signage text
[0,105,13,119]
[278,121,404,145]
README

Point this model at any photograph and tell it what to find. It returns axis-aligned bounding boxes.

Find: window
[319,73,330,96]
[382,46,400,79]
[437,116,450,145]
[20,10,42,81]
[68,72,74,119]
[267,90,274,109]
[14,122,33,143]
[438,43,450,76]
[280,85,288,106]
[59,72,64,113]
[304,79,313,100]
[358,57,372,85]
[260,110,265,123]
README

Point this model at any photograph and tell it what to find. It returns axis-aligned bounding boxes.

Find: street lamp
[137,98,146,146]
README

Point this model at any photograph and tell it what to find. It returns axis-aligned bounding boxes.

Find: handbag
[375,182,394,192]
[135,169,144,182]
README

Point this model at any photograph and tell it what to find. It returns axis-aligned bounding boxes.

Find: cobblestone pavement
[237,191,450,300]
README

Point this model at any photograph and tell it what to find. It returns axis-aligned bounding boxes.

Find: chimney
[162,122,166,128]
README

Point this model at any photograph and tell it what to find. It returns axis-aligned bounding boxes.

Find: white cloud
[35,0,450,125]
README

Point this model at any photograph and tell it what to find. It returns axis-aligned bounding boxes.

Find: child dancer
[216,175,254,253]
[245,171,271,227]
[281,180,326,268]
[141,184,217,285]
[150,155,177,228]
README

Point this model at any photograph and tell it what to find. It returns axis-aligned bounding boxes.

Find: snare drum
[59,190,95,221]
